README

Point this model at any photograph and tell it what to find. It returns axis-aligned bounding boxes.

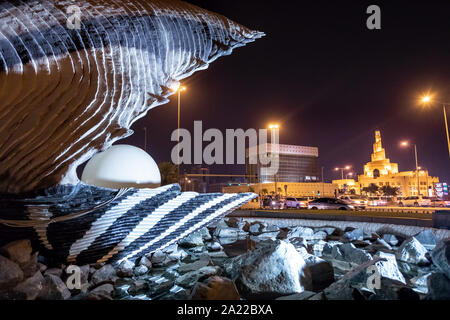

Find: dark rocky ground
[0,217,449,300]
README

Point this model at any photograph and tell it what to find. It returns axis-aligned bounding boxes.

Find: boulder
[410,273,431,294]
[322,241,342,256]
[117,259,134,278]
[342,228,364,241]
[91,264,117,286]
[311,231,328,241]
[45,268,63,278]
[175,266,222,288]
[178,256,213,274]
[414,229,438,251]
[224,217,240,228]
[21,252,40,278]
[213,227,240,245]
[0,254,24,288]
[178,232,204,248]
[0,239,32,266]
[148,277,174,297]
[229,240,311,299]
[288,237,307,250]
[190,276,240,300]
[316,227,336,236]
[139,256,152,269]
[128,279,149,296]
[12,271,45,300]
[151,250,168,266]
[167,248,188,262]
[427,272,450,300]
[133,265,148,276]
[312,240,327,256]
[222,238,256,257]
[206,242,223,252]
[383,234,399,246]
[332,243,373,266]
[368,278,420,300]
[248,223,264,235]
[286,226,314,240]
[396,237,429,265]
[38,274,71,300]
[87,284,114,300]
[430,238,450,278]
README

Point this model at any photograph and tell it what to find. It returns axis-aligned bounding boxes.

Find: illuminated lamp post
[334,165,351,180]
[420,94,450,158]
[170,83,187,177]
[400,141,421,196]
[268,124,280,196]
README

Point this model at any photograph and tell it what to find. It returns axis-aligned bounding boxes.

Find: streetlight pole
[444,104,450,158]
[414,144,421,196]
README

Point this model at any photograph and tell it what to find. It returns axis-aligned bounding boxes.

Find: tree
[248,186,255,193]
[158,162,179,186]
[362,183,379,196]
[261,188,268,196]
[380,185,399,197]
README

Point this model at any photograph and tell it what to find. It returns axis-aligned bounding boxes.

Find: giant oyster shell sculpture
[0,0,262,263]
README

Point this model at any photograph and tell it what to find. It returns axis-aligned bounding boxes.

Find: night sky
[122,0,450,183]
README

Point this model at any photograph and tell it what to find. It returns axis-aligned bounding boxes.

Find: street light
[334,165,351,180]
[420,94,450,158]
[400,140,421,196]
[170,83,187,176]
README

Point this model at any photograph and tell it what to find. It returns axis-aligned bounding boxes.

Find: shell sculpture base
[0,184,256,264]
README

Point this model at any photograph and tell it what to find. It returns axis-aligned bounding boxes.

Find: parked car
[398,196,431,207]
[368,196,388,206]
[429,198,450,208]
[261,196,285,209]
[308,198,355,210]
[285,197,308,209]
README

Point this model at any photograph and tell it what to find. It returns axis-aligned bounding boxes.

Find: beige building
[333,130,439,197]
[223,182,338,198]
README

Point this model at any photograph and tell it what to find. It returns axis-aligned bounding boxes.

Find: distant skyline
[122,0,450,183]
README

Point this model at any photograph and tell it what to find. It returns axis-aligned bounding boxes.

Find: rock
[276,291,316,300]
[286,226,314,240]
[134,265,148,276]
[139,256,152,269]
[316,227,336,235]
[288,237,308,250]
[151,250,168,266]
[128,280,149,296]
[38,274,71,300]
[176,266,221,288]
[21,252,39,278]
[311,231,328,241]
[206,242,223,252]
[396,237,429,265]
[224,218,240,228]
[350,252,406,287]
[230,240,311,299]
[167,249,188,262]
[249,223,264,235]
[369,278,420,300]
[13,271,45,300]
[198,227,212,241]
[179,232,204,248]
[252,231,280,241]
[414,230,438,251]
[223,238,256,257]
[162,243,179,254]
[427,272,450,300]
[305,258,334,291]
[342,229,364,241]
[87,284,114,300]
[0,254,24,288]
[214,227,240,245]
[410,273,431,294]
[312,240,327,256]
[178,257,213,274]
[383,234,399,246]
[91,264,117,286]
[323,241,342,256]
[0,239,33,266]
[430,238,450,278]
[190,276,240,300]
[148,277,174,297]
[332,243,373,266]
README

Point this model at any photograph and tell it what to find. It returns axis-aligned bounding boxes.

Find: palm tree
[158,162,179,185]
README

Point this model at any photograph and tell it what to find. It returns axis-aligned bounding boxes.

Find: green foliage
[380,185,399,196]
